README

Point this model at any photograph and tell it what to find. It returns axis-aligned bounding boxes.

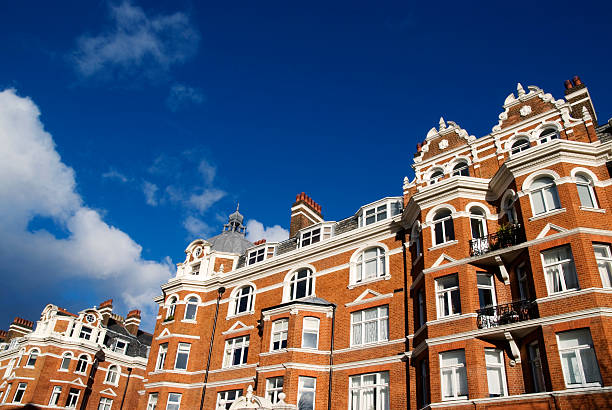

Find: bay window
[436,274,461,318]
[485,349,507,397]
[529,177,561,216]
[433,209,455,245]
[594,244,612,287]
[271,319,288,351]
[440,350,468,400]
[557,328,602,387]
[542,246,578,294]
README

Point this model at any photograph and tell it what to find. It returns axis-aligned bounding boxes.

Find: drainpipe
[199,286,226,410]
[327,304,336,410]
[401,229,411,410]
[119,367,132,409]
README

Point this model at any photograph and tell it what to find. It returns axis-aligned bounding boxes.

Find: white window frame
[271,319,289,351]
[299,223,334,248]
[477,273,496,309]
[174,343,191,371]
[184,297,199,321]
[411,223,422,258]
[146,393,158,410]
[517,263,531,300]
[349,372,390,410]
[266,377,284,404]
[79,326,92,340]
[166,297,177,320]
[60,352,72,371]
[439,350,468,401]
[49,386,62,406]
[231,285,255,316]
[529,177,561,216]
[469,207,487,240]
[297,376,316,410]
[166,393,181,410]
[485,348,508,397]
[556,328,602,388]
[510,137,530,155]
[247,244,276,265]
[2,384,10,404]
[429,169,444,185]
[223,336,249,368]
[353,246,387,284]
[436,274,461,318]
[452,162,469,177]
[358,199,402,227]
[113,339,128,355]
[25,349,39,368]
[350,305,389,346]
[75,355,88,374]
[302,317,320,349]
[287,268,314,301]
[416,288,425,329]
[98,397,113,410]
[66,388,80,408]
[217,389,242,409]
[12,382,26,403]
[432,209,455,246]
[537,128,559,144]
[105,365,119,385]
[594,244,612,288]
[156,343,168,371]
[541,246,579,294]
[576,174,598,209]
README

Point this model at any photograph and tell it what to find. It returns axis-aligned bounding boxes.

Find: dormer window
[79,326,92,340]
[247,244,277,266]
[430,170,444,185]
[358,199,402,227]
[113,339,128,354]
[299,223,334,248]
[191,263,200,275]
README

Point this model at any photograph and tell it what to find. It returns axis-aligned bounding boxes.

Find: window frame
[75,355,88,374]
[113,339,128,355]
[184,296,199,321]
[469,207,488,240]
[231,285,255,316]
[575,174,598,209]
[452,162,469,177]
[166,392,182,410]
[79,326,93,340]
[529,176,561,216]
[156,343,168,371]
[348,371,390,410]
[166,296,177,320]
[25,349,39,368]
[12,382,26,404]
[353,246,387,285]
[439,350,468,401]
[66,388,80,408]
[302,317,320,349]
[266,377,284,404]
[60,352,72,371]
[271,319,289,351]
[105,365,119,385]
[216,389,242,410]
[541,246,579,294]
[174,343,191,371]
[594,243,612,288]
[98,397,113,410]
[146,393,158,410]
[477,273,497,309]
[485,348,508,397]
[556,328,602,388]
[49,386,62,406]
[510,137,530,155]
[435,274,461,319]
[287,268,314,301]
[299,223,334,248]
[537,128,560,144]
[358,199,402,227]
[432,209,455,246]
[350,305,389,346]
[297,376,316,410]
[223,336,249,368]
[429,169,444,185]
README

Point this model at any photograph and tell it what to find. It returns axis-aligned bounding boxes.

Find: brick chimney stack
[564,75,598,126]
[125,310,141,335]
[7,317,33,341]
[290,192,324,237]
[99,299,114,325]
[0,330,7,342]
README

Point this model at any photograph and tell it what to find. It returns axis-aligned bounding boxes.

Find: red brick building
[143,77,612,410]
[0,300,151,409]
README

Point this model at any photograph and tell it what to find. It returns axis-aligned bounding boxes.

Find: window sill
[565,382,602,389]
[221,363,251,370]
[428,240,458,251]
[226,310,255,320]
[161,320,174,325]
[347,275,390,289]
[580,206,605,213]
[349,339,389,349]
[528,208,566,221]
[260,348,288,357]
[180,319,197,324]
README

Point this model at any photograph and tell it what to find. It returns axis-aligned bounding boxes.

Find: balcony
[476,300,538,329]
[469,224,524,256]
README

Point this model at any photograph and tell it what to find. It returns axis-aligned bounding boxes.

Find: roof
[207,230,253,254]
[103,319,152,358]
[596,118,612,143]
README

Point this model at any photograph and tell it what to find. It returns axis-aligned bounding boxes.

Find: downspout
[401,229,411,410]
[327,304,336,410]
[199,286,226,410]
[119,367,132,409]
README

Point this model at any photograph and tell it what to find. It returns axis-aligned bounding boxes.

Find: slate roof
[103,319,152,358]
[207,231,254,254]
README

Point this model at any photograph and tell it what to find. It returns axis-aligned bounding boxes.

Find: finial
[236,202,239,212]
[517,83,525,97]
[439,117,447,130]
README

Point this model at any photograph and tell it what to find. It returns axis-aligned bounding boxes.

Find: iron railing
[469,224,524,256]
[476,299,538,329]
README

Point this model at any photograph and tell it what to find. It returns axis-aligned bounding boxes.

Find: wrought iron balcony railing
[476,299,538,329]
[469,224,524,256]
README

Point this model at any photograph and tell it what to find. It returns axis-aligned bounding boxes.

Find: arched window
[511,138,530,155]
[538,128,559,144]
[75,355,88,373]
[289,269,314,300]
[411,223,422,257]
[530,177,561,215]
[354,247,386,284]
[469,207,487,239]
[60,352,72,370]
[452,162,469,177]
[433,209,455,245]
[502,195,517,224]
[166,296,177,320]
[26,349,39,367]
[105,365,119,385]
[234,286,254,315]
[430,169,444,185]
[184,297,198,321]
[576,174,598,208]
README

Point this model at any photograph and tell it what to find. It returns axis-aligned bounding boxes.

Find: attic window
[358,199,402,227]
[247,245,276,266]
[79,326,92,340]
[113,339,128,354]
[299,223,334,248]
[191,263,200,275]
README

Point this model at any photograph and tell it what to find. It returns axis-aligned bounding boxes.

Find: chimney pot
[573,76,583,86]
[564,80,573,90]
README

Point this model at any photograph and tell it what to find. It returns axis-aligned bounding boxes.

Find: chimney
[564,75,597,126]
[125,310,141,335]
[98,299,113,325]
[253,239,267,246]
[7,317,33,341]
[0,330,7,342]
[290,192,324,237]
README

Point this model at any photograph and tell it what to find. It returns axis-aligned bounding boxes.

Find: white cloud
[0,88,173,328]
[102,168,129,183]
[166,83,205,111]
[246,220,289,243]
[182,216,211,238]
[188,188,226,213]
[142,181,159,206]
[197,159,216,185]
[71,1,199,80]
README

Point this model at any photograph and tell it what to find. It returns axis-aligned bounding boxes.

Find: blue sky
[1,0,611,331]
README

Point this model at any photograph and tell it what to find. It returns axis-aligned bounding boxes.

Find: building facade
[143,78,612,409]
[0,300,151,409]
